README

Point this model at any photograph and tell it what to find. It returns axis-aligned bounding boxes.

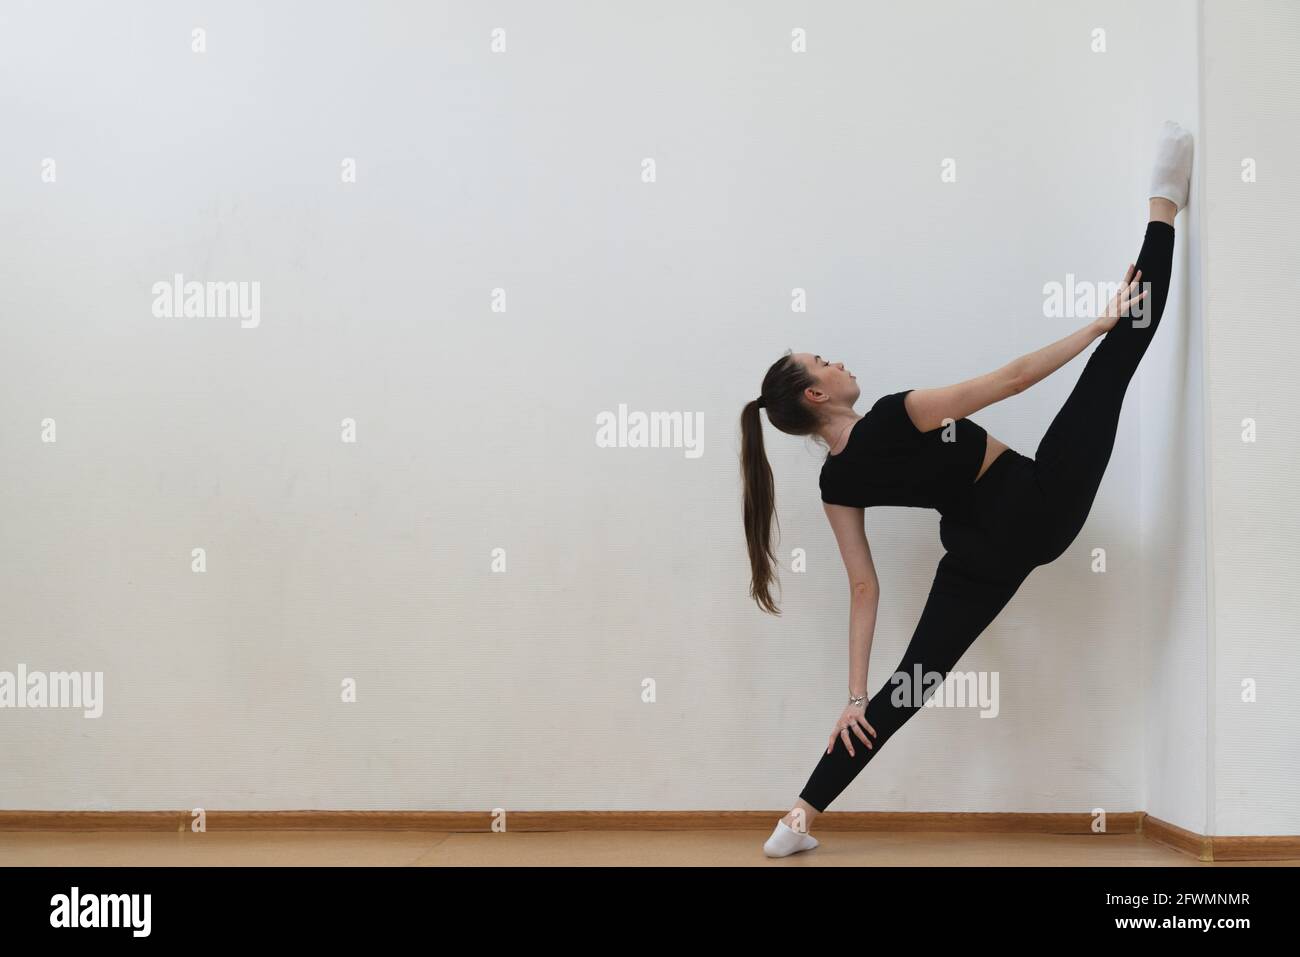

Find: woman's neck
[822,409,862,455]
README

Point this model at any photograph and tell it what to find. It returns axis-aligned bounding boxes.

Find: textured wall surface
[1201,0,1300,836]
[2,2,1201,813]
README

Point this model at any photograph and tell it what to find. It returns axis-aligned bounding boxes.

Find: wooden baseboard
[2,810,1294,861]
[0,811,1138,832]
[1200,834,1300,862]
[0,809,1143,834]
[1140,813,1213,861]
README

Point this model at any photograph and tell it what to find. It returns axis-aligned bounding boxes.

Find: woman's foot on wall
[1149,120,1194,212]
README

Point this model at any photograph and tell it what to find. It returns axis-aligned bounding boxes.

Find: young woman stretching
[739,122,1193,857]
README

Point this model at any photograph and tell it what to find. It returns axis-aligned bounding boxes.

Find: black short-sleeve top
[819,390,988,513]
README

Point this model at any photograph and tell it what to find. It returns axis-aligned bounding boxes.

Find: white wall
[1139,11,1210,838]
[1,2,1201,813]
[1200,0,1300,837]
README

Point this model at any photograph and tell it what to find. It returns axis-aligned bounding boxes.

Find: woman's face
[795,353,860,407]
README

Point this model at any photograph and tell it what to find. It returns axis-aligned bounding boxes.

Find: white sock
[1148,120,1194,211]
[763,818,819,858]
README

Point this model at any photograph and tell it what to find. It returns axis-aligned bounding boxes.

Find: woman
[740,122,1193,858]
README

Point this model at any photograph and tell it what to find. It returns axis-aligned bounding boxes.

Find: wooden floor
[1,830,1295,866]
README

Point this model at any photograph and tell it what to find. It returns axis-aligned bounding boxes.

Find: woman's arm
[1007,318,1106,395]
[847,582,879,700]
[823,503,879,698]
[905,321,1101,432]
[906,265,1145,427]
[1011,263,1147,393]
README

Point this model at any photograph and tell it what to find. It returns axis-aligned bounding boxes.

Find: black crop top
[819,389,988,513]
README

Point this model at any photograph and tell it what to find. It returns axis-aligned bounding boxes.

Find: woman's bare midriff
[975,434,1011,483]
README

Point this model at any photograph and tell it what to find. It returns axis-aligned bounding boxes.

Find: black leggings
[798,220,1176,813]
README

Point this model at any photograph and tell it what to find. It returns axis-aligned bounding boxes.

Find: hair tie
[756,396,766,409]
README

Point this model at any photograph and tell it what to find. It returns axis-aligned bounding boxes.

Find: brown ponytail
[740,349,821,615]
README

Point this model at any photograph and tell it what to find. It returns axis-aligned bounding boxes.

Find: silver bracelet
[848,692,866,707]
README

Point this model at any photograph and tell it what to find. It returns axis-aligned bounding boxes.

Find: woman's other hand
[827,700,877,756]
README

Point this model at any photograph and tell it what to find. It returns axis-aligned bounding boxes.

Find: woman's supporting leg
[794,554,1029,815]
[1031,213,1176,558]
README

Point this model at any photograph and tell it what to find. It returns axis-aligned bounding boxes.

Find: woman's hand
[827,700,877,756]
[1095,263,1148,333]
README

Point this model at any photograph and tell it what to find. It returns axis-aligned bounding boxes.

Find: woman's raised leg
[1032,123,1191,558]
[1031,214,1175,559]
